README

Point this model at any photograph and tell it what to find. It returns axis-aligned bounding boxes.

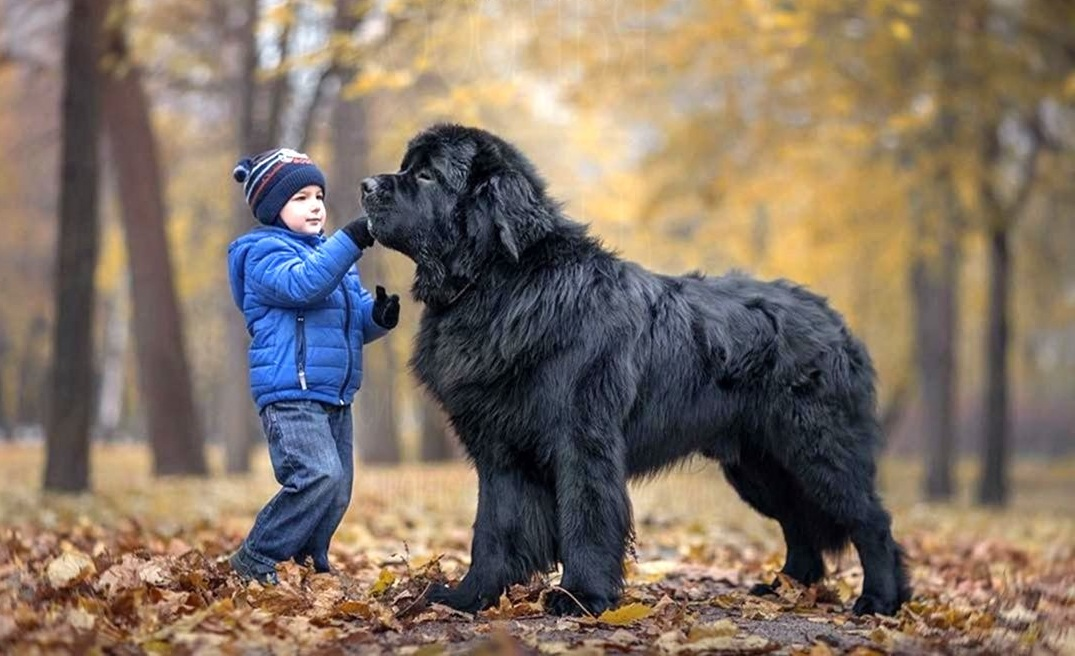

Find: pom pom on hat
[233,157,252,183]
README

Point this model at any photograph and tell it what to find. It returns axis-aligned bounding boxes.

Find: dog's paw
[748,581,779,597]
[852,592,901,616]
[543,588,613,617]
[424,583,492,614]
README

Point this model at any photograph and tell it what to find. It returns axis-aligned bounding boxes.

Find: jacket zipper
[296,311,308,390]
[337,275,353,405]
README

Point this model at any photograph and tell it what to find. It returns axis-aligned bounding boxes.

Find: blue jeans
[233,400,353,576]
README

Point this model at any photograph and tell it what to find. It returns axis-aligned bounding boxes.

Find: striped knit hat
[232,148,327,225]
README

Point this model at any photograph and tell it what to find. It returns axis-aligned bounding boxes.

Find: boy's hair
[233,148,327,225]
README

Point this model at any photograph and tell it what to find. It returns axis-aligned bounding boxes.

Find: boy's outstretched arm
[247,232,362,307]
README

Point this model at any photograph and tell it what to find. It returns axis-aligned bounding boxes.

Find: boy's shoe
[293,553,334,574]
[228,549,280,586]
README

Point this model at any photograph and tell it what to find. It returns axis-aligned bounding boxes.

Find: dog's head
[362,124,557,305]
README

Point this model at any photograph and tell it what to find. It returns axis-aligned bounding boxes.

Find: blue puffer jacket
[227,226,388,410]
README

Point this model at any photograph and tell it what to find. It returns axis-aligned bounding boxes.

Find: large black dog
[361,124,910,617]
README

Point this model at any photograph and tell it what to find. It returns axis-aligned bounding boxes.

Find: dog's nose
[361,177,378,198]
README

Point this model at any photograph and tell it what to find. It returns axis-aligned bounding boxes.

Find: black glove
[372,285,400,329]
[342,217,375,249]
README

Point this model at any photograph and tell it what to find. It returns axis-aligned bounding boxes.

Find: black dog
[361,124,910,617]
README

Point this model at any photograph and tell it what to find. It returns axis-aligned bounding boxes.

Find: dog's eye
[416,171,434,183]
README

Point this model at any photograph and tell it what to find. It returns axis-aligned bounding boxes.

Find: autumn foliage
[2,445,1073,654]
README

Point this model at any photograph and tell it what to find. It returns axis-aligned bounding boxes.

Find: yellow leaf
[141,640,172,654]
[598,602,654,625]
[370,568,396,595]
[836,579,856,604]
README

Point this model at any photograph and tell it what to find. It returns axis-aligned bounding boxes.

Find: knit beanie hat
[232,148,327,225]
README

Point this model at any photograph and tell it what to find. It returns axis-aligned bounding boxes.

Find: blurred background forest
[0,0,1073,506]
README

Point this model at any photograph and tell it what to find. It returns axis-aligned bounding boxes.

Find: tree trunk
[95,282,129,442]
[44,0,105,493]
[911,4,965,502]
[913,253,958,500]
[101,3,207,476]
[974,109,1040,506]
[329,0,400,464]
[979,227,1010,506]
[330,119,400,464]
[911,172,960,501]
[222,226,260,473]
[222,0,266,474]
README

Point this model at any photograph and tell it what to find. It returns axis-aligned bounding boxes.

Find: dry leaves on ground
[1,445,1073,655]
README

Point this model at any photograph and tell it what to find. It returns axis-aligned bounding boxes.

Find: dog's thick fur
[362,124,910,617]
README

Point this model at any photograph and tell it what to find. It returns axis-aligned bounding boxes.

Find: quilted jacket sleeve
[246,231,362,308]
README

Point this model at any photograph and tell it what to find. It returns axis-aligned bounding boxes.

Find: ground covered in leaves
[1,445,1073,655]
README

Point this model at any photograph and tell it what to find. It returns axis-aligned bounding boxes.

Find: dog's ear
[471,172,553,261]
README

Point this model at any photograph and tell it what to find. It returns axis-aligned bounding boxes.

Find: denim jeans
[233,400,353,576]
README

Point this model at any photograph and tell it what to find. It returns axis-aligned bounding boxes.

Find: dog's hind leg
[719,458,830,594]
[780,431,910,616]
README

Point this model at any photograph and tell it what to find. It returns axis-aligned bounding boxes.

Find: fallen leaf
[370,568,396,596]
[139,561,169,586]
[68,607,96,630]
[687,618,738,641]
[598,602,654,625]
[658,630,776,654]
[606,628,639,646]
[334,599,374,619]
[46,550,96,588]
[0,615,17,641]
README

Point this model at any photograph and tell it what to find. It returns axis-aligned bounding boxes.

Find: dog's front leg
[427,465,558,613]
[545,431,631,617]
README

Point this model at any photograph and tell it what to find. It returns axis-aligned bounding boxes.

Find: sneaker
[228,549,280,586]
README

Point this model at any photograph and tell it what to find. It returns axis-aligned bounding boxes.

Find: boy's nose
[361,177,378,198]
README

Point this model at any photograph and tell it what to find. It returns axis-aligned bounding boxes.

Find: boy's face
[279,184,326,235]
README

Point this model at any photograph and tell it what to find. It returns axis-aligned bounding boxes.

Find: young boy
[226,148,399,584]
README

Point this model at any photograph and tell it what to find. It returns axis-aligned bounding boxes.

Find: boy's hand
[343,217,375,249]
[372,286,400,329]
